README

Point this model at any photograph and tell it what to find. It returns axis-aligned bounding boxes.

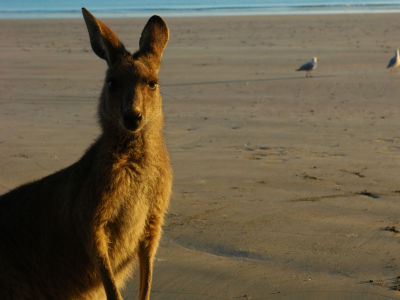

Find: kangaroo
[0,8,172,300]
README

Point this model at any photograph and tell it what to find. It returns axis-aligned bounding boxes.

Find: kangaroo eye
[148,81,158,90]
[107,79,117,90]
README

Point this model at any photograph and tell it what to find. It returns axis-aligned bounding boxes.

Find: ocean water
[1,0,400,19]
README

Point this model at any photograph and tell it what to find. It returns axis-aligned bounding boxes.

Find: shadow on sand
[164,74,336,87]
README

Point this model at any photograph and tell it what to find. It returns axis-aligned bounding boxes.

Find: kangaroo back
[0,8,172,300]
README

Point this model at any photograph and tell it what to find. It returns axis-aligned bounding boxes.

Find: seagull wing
[297,61,314,71]
[387,56,396,68]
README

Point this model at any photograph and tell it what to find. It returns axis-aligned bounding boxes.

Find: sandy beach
[1,13,400,299]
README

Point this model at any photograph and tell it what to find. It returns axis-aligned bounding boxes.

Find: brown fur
[0,8,172,300]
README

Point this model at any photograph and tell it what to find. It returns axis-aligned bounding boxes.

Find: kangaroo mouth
[122,112,143,132]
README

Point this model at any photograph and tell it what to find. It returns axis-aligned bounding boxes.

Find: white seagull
[297,57,318,78]
[387,48,400,71]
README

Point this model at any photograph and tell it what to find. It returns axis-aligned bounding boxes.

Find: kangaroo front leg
[92,226,123,300]
[138,216,163,300]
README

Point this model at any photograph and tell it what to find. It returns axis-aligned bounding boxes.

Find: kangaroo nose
[123,111,142,131]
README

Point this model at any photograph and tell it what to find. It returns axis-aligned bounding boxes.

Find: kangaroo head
[82,8,169,133]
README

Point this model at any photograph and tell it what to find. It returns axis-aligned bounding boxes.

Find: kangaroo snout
[122,111,143,131]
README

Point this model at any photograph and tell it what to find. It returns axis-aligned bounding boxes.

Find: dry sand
[1,13,400,300]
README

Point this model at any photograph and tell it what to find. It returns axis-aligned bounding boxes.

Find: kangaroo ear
[82,7,127,65]
[139,15,169,61]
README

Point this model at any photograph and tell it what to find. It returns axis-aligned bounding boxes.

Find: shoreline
[1,11,400,22]
[2,9,400,20]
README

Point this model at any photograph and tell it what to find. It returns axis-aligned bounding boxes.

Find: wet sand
[1,13,400,299]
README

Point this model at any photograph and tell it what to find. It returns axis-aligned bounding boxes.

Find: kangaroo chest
[105,155,165,217]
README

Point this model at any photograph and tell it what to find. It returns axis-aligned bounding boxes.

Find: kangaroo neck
[100,124,161,163]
